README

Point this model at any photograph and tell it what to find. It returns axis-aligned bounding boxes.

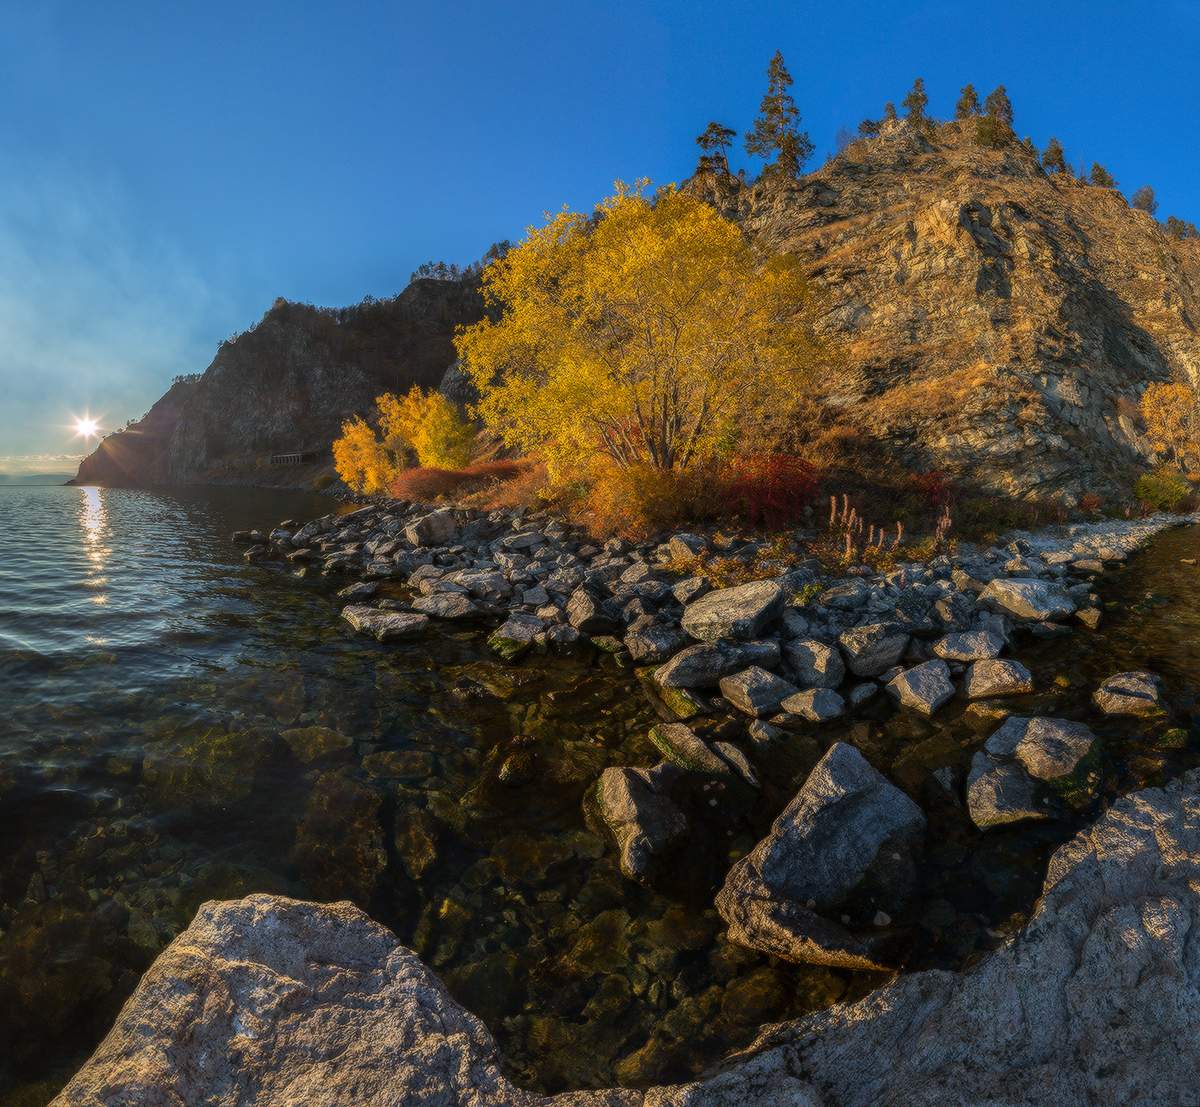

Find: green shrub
[1135,468,1192,511]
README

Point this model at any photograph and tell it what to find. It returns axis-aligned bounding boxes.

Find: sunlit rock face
[55,768,1200,1107]
[691,119,1200,504]
[70,278,482,487]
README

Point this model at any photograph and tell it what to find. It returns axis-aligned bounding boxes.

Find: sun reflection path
[78,486,111,612]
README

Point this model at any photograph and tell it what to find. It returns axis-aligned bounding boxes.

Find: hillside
[694,118,1200,502]
[71,278,482,486]
[73,120,1200,503]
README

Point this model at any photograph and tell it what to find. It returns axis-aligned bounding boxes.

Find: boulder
[783,637,845,689]
[566,588,619,634]
[337,581,378,601]
[965,658,1034,699]
[966,754,1049,829]
[719,666,800,717]
[410,593,478,620]
[979,578,1076,620]
[780,687,846,723]
[838,623,910,677]
[680,580,784,642]
[653,639,779,689]
[932,629,1004,661]
[648,722,734,776]
[887,660,955,716]
[486,612,545,661]
[340,605,429,642]
[623,622,689,664]
[1093,671,1165,717]
[403,508,457,547]
[715,742,925,970]
[988,715,1099,782]
[595,764,687,883]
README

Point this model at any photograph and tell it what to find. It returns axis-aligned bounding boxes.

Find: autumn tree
[333,416,393,494]
[955,83,980,119]
[1131,185,1158,215]
[902,77,929,126]
[745,52,813,178]
[1141,382,1200,470]
[696,121,736,173]
[455,183,822,480]
[1042,136,1068,174]
[1090,163,1118,188]
[1165,215,1200,239]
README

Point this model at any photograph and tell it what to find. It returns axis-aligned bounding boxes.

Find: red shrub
[912,470,954,509]
[724,454,820,529]
[1079,492,1103,513]
[391,459,528,501]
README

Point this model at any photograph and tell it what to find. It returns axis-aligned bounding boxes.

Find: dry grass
[391,459,535,502]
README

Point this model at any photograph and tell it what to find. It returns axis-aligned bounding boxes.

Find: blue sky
[1,0,1197,472]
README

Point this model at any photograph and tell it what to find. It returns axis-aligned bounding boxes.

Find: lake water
[2,484,1199,1104]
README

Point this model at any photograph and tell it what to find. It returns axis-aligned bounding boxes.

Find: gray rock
[719,666,800,717]
[966,753,1049,829]
[403,508,457,547]
[715,742,925,970]
[979,577,1076,620]
[932,629,1004,661]
[337,581,378,601]
[671,576,710,605]
[887,660,955,716]
[596,764,686,883]
[667,532,706,560]
[566,588,618,634]
[681,580,784,642]
[838,623,910,677]
[987,716,1099,781]
[648,722,731,776]
[780,688,846,722]
[848,682,879,709]
[653,639,779,689]
[965,658,1034,699]
[623,622,689,664]
[783,637,845,689]
[486,612,545,660]
[410,593,478,620]
[339,605,429,641]
[1093,670,1165,717]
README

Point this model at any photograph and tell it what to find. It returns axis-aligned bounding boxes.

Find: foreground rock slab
[56,770,1200,1106]
[1093,670,1165,717]
[340,604,429,641]
[715,742,925,970]
[680,580,784,642]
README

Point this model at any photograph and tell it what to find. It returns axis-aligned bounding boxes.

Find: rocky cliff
[54,768,1200,1106]
[697,119,1200,503]
[71,278,482,487]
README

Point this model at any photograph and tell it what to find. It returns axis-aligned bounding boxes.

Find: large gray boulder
[886,660,955,716]
[653,640,779,689]
[719,666,799,717]
[715,742,925,970]
[838,623,910,677]
[54,771,1200,1107]
[403,508,457,547]
[932,629,1004,661]
[680,580,784,642]
[595,764,687,883]
[979,577,1076,620]
[965,658,1034,699]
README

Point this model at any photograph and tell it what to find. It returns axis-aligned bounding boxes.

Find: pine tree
[983,85,1014,127]
[1090,163,1117,188]
[882,101,897,123]
[696,121,737,173]
[857,116,881,138]
[1131,185,1158,215]
[745,51,813,178]
[902,77,929,126]
[1042,137,1068,174]
[1165,215,1200,240]
[955,83,980,119]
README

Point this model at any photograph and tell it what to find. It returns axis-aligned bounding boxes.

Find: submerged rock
[595,763,687,883]
[1093,670,1165,717]
[647,722,732,776]
[715,742,925,970]
[340,605,429,642]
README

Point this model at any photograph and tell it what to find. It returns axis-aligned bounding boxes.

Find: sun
[73,416,100,440]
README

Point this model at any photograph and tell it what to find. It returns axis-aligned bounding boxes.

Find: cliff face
[696,120,1200,502]
[72,278,483,486]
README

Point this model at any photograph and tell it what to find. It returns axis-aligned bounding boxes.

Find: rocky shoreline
[53,501,1200,1103]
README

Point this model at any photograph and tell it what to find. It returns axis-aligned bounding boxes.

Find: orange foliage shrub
[391,459,531,502]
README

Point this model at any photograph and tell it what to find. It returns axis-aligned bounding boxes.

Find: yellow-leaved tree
[1141,381,1200,471]
[332,387,473,493]
[454,182,822,482]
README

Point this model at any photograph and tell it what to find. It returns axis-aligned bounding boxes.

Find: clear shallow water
[3,485,1200,1104]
